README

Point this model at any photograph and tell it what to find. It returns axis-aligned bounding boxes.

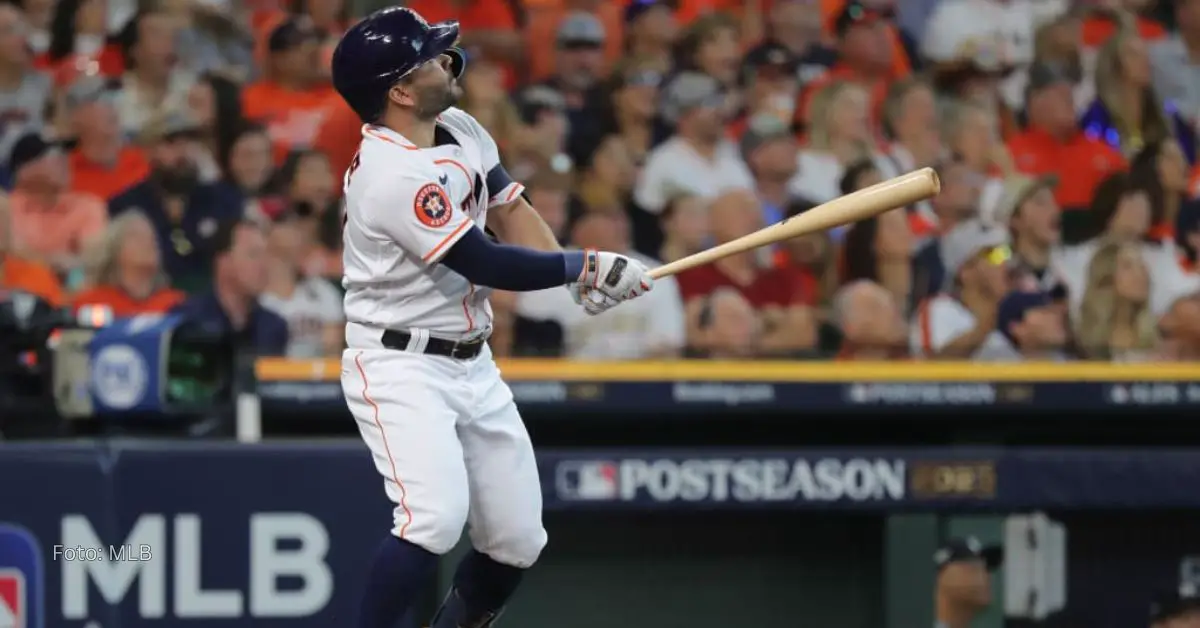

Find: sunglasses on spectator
[977,245,1011,266]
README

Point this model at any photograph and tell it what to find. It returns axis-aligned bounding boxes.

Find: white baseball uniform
[339,107,546,567]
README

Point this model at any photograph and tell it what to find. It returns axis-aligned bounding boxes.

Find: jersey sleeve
[440,107,525,208]
[362,174,473,265]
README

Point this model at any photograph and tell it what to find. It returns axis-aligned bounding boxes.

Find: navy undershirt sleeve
[441,226,585,291]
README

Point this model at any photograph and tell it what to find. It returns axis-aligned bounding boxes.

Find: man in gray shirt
[0,3,51,169]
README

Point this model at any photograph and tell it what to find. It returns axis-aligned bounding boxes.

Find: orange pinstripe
[354,351,413,537]
[420,221,471,263]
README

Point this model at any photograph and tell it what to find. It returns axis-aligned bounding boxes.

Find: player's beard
[413,78,462,120]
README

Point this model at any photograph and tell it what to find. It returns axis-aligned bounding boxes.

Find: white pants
[342,344,547,568]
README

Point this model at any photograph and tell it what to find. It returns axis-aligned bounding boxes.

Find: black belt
[380,329,486,360]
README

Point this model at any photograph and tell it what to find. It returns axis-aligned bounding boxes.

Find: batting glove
[575,249,654,316]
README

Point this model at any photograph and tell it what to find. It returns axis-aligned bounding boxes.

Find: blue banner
[89,315,183,415]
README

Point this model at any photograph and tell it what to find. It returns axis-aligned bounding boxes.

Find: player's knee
[477,522,547,568]
[393,498,469,556]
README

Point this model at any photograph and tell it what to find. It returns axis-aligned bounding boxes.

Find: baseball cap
[997,291,1052,345]
[740,113,792,159]
[64,75,118,111]
[742,41,799,80]
[940,219,1011,285]
[268,16,320,53]
[1025,62,1074,100]
[515,85,566,125]
[833,0,891,38]
[660,71,723,125]
[980,174,1058,226]
[933,537,1003,571]
[557,12,605,48]
[1151,584,1200,623]
[8,132,59,174]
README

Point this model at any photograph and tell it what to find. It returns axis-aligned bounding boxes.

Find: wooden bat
[647,167,941,280]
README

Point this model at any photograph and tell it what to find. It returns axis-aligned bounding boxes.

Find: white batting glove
[574,249,654,316]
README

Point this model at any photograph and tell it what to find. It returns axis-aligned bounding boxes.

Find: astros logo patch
[414,183,452,228]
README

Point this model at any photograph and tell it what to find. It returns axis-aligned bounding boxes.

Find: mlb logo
[0,525,42,628]
[555,461,619,501]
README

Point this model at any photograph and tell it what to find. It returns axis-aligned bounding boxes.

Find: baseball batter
[331,8,655,628]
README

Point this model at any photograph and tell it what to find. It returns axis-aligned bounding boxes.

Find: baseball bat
[647,167,941,280]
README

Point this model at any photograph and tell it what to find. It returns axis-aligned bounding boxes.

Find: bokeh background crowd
[1,0,1199,363]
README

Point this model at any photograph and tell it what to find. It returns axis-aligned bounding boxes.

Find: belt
[380,329,486,360]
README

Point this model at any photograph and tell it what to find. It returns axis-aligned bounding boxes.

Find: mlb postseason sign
[546,451,911,509]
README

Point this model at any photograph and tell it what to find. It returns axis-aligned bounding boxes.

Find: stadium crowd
[0,0,1198,362]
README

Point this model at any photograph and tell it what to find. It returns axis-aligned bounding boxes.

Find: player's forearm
[442,226,583,291]
[488,198,562,252]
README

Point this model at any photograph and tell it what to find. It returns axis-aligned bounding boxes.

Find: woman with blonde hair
[1081,27,1194,162]
[72,210,184,317]
[789,80,878,203]
[1075,239,1160,361]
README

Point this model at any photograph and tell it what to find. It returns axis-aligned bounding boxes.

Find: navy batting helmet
[331,7,467,122]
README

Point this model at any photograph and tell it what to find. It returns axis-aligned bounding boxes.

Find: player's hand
[575,249,654,315]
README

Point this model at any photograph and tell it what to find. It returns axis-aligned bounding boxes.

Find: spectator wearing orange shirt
[36,0,122,80]
[0,193,63,306]
[241,17,335,165]
[1008,63,1127,242]
[7,133,106,272]
[72,210,184,317]
[801,1,901,128]
[64,78,150,201]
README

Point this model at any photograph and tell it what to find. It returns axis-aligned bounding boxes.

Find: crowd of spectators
[0,0,1198,362]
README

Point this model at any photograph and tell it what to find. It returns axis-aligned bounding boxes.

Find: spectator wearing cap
[0,4,52,168]
[911,160,986,306]
[996,290,1070,360]
[757,0,836,86]
[678,189,817,357]
[982,174,1063,293]
[109,110,243,292]
[0,193,63,306]
[799,1,905,128]
[37,0,123,80]
[1151,0,1200,132]
[1082,28,1195,165]
[735,41,801,136]
[790,80,877,203]
[1007,62,1127,216]
[261,218,344,358]
[912,219,1018,360]
[514,207,685,359]
[241,17,335,166]
[64,77,151,201]
[623,0,677,76]
[508,85,570,183]
[1150,584,1200,628]
[112,8,195,139]
[71,209,185,317]
[675,13,741,89]
[525,0,624,84]
[633,71,754,215]
[742,114,797,226]
[1075,238,1161,361]
[172,219,288,356]
[933,537,1003,628]
[540,11,607,143]
[7,132,105,271]
[920,0,1035,113]
[831,279,907,360]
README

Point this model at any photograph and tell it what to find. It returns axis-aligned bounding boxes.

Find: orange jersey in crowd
[68,146,151,201]
[242,81,338,164]
[1007,128,1127,212]
[8,190,108,261]
[0,254,63,306]
[72,285,185,318]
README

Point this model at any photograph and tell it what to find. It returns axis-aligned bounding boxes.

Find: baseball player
[331,8,655,628]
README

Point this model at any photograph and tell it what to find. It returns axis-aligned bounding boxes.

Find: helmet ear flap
[444,47,467,79]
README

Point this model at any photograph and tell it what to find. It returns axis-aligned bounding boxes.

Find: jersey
[911,294,1021,361]
[261,277,345,358]
[341,107,525,346]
